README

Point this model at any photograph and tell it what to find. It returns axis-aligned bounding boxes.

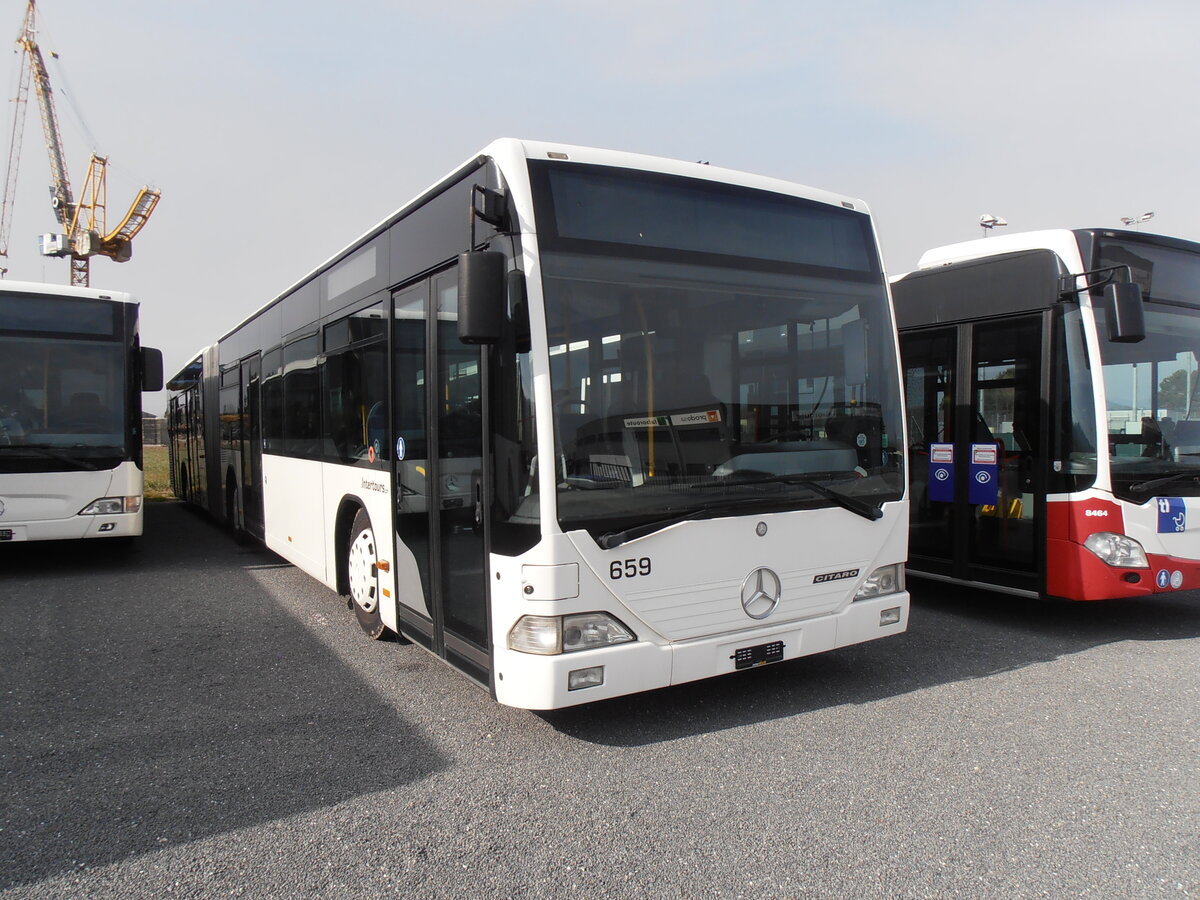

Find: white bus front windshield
[0,335,128,467]
[530,162,905,539]
[1095,238,1200,501]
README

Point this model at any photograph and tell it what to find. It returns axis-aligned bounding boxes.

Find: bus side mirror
[458,251,505,345]
[1103,282,1145,343]
[142,347,164,392]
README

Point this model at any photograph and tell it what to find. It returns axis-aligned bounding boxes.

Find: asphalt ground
[1,502,1197,899]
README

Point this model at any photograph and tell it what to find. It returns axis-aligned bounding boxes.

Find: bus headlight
[854,563,905,600]
[1083,532,1149,568]
[79,496,142,515]
[508,612,635,655]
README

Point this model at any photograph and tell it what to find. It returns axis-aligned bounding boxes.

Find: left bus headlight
[854,564,905,600]
[509,612,636,655]
[1083,532,1149,568]
[79,496,142,515]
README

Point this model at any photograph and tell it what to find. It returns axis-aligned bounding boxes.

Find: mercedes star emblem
[740,567,782,619]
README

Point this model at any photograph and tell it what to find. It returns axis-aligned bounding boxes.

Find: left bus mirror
[1104,282,1145,343]
[142,347,164,392]
[458,251,506,345]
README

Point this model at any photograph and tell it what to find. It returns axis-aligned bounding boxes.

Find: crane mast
[0,0,160,286]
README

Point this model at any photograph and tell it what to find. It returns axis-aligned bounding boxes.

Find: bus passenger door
[431,268,490,675]
[902,315,1045,593]
[392,270,491,683]
[966,316,1043,587]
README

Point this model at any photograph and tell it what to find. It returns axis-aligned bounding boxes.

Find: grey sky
[3,1,1197,413]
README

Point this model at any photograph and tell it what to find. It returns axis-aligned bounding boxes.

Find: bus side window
[261,347,283,452]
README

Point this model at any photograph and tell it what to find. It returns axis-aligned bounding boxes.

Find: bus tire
[345,508,386,640]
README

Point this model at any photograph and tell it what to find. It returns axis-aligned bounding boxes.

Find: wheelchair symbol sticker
[1157,569,1171,589]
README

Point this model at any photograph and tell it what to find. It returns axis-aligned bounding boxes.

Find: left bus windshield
[0,336,127,460]
[1095,238,1200,500]
[530,162,904,538]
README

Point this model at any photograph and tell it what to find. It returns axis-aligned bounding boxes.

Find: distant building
[142,412,167,446]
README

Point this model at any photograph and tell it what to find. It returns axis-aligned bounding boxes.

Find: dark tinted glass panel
[531,161,876,275]
[1096,299,1200,501]
[323,339,387,464]
[281,281,320,336]
[491,262,539,556]
[392,283,431,617]
[261,347,283,452]
[220,384,240,448]
[0,293,117,336]
[324,318,351,352]
[540,251,903,537]
[1098,238,1200,305]
[283,335,321,457]
[901,328,957,564]
[0,335,128,463]
[433,269,488,648]
[1048,306,1097,493]
[969,318,1040,573]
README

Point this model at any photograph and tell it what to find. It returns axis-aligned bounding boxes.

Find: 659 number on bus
[610,557,652,580]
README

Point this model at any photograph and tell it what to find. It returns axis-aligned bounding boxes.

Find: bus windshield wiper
[708,473,883,521]
[5,445,102,471]
[1128,472,1200,494]
[597,495,797,549]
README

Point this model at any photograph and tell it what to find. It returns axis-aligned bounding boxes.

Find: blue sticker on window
[968,443,999,505]
[1157,497,1186,533]
[928,443,954,503]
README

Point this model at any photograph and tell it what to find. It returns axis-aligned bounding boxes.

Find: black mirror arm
[1057,264,1137,300]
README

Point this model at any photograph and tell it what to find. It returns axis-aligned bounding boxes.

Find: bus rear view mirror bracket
[142,347,164,392]
[458,250,506,345]
[1060,265,1145,343]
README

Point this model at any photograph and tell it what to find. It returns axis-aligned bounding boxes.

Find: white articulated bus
[168,139,909,709]
[0,281,163,543]
[893,228,1200,601]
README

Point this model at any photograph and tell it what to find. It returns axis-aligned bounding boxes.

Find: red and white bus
[893,228,1200,601]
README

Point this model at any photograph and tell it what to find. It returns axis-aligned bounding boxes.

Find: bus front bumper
[492,593,909,710]
[0,512,143,543]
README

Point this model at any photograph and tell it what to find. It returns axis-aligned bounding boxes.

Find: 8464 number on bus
[610,557,652,580]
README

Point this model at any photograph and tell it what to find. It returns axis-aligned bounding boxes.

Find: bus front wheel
[345,508,386,640]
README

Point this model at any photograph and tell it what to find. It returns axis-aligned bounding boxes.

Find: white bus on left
[0,280,162,543]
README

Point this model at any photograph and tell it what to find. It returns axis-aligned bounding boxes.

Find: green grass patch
[143,444,174,501]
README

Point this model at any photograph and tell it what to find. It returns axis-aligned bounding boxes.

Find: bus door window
[970,317,1041,572]
[434,268,488,649]
[392,282,432,620]
[241,355,263,536]
[900,327,957,564]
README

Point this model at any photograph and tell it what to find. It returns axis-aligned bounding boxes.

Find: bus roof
[914,229,1089,272]
[0,279,136,305]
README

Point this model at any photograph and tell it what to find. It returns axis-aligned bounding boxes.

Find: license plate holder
[731,639,785,670]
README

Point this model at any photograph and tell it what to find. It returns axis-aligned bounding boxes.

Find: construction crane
[0,0,160,285]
